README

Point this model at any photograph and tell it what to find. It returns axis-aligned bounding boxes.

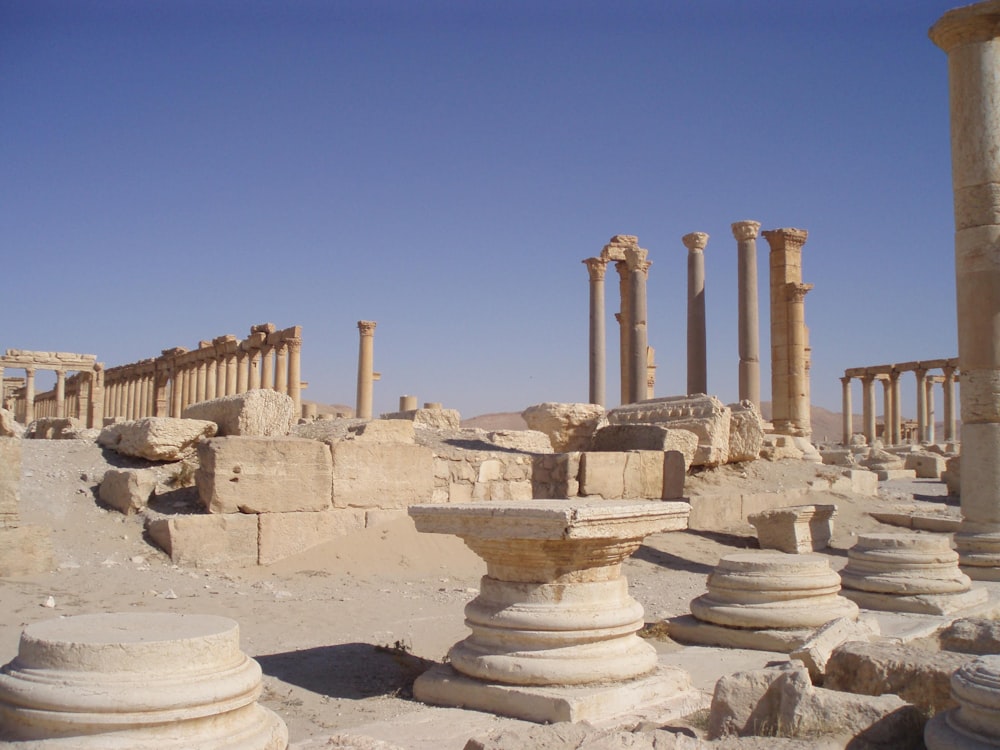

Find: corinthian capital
[624,246,650,273]
[731,221,761,242]
[583,257,607,281]
[682,232,709,252]
[786,282,814,302]
[357,320,377,337]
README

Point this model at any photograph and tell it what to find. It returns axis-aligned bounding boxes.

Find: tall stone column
[915,367,928,444]
[89,365,104,428]
[890,370,903,445]
[205,360,217,402]
[583,258,607,407]
[943,364,957,442]
[287,337,302,417]
[682,232,709,395]
[733,220,762,407]
[24,368,35,424]
[126,378,137,420]
[195,362,207,403]
[932,5,1000,579]
[260,346,274,390]
[274,343,288,395]
[236,351,248,394]
[786,281,814,437]
[225,353,237,396]
[841,376,853,445]
[248,351,261,390]
[926,377,937,444]
[55,370,66,419]
[861,373,877,445]
[881,377,894,444]
[356,320,377,419]
[625,248,650,405]
[616,261,632,404]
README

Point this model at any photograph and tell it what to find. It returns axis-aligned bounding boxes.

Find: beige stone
[727,400,765,462]
[258,508,366,565]
[578,451,631,499]
[347,419,415,444]
[788,615,879,682]
[0,409,23,438]
[0,612,287,748]
[98,468,158,515]
[27,417,84,440]
[0,526,54,576]
[182,388,295,437]
[382,407,461,430]
[521,402,607,452]
[0,438,20,523]
[590,424,697,458]
[607,394,732,467]
[748,504,836,554]
[146,513,259,568]
[98,417,217,461]
[196,436,333,514]
[905,451,947,479]
[925,656,1000,750]
[331,441,434,508]
[938,617,1000,655]
[708,662,805,739]
[758,434,804,461]
[485,429,552,453]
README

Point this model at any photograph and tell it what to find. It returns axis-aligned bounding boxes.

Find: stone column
[683,232,709,395]
[248,351,261,390]
[356,320,377,420]
[733,220,762,407]
[787,281,814,437]
[89,365,104,428]
[890,370,903,445]
[943,364,957,442]
[616,261,632,404]
[23,368,35,424]
[236,351,248,393]
[583,258,607,407]
[260,346,274,391]
[225,353,237,396]
[54,370,66,419]
[205,360,217,402]
[169,368,182,418]
[195,362,207,404]
[287,337,302,417]
[861,373,877,445]
[625,248,650,405]
[932,5,1000,579]
[126,378,137,420]
[927,376,938,444]
[915,367,928,444]
[841,376,853,445]
[274,343,288,395]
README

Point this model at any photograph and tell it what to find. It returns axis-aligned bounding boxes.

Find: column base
[957,524,1000,580]
[665,614,814,653]
[840,587,988,616]
[412,663,698,724]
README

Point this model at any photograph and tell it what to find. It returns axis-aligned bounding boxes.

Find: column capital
[841,375,853,386]
[285,337,302,353]
[731,220,761,242]
[357,320,377,337]
[624,247,649,273]
[762,228,809,253]
[583,257,608,281]
[930,3,1000,52]
[786,282,814,302]
[682,232,709,252]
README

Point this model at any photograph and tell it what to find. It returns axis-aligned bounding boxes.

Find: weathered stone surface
[0,438,20,523]
[663,450,686,500]
[182,388,295,437]
[0,526,54,576]
[727,400,765,463]
[331,441,434,508]
[485,429,553,453]
[382,407,462,430]
[749,504,836,554]
[196,436,333,514]
[347,419,416,444]
[861,447,904,472]
[0,408,24,438]
[26,417,83,440]
[905,451,947,479]
[825,640,973,716]
[789,615,879,681]
[942,455,960,496]
[99,417,217,461]
[607,395,731,467]
[258,508,366,565]
[578,450,678,500]
[924,656,1000,750]
[590,424,699,465]
[708,662,803,739]
[521,402,607,453]
[938,617,1000,655]
[295,736,406,750]
[146,513,258,568]
[99,468,158,515]
[758,434,804,462]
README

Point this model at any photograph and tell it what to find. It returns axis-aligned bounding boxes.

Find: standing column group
[356,320,377,420]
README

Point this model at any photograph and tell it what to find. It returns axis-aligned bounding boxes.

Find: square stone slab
[666,614,815,653]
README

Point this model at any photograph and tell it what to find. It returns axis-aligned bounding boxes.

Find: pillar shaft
[881,378,893,443]
[248,352,261,390]
[356,320,377,419]
[236,352,248,393]
[683,232,709,395]
[616,261,632,404]
[841,376,853,445]
[260,346,274,390]
[927,377,937,444]
[891,372,903,445]
[584,258,607,407]
[274,344,288,395]
[786,282,813,437]
[24,368,35,424]
[625,249,649,404]
[861,375,877,445]
[733,221,762,407]
[287,338,302,417]
[943,366,957,442]
[55,370,66,419]
[205,361,217,402]
[915,368,928,444]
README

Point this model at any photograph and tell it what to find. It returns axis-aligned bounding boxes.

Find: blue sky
[1,1,960,421]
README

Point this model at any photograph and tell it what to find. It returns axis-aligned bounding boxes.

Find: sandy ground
[1,439,959,748]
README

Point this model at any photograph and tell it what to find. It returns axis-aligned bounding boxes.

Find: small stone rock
[42,596,55,608]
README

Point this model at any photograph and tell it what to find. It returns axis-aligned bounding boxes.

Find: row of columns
[841,360,959,446]
[1,351,102,428]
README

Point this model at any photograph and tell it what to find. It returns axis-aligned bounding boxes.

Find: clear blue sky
[1,1,960,421]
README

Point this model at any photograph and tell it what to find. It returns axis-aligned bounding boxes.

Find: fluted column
[881,377,893,444]
[287,337,302,416]
[943,365,957,442]
[584,258,608,407]
[787,281,814,437]
[861,373,877,445]
[54,370,66,419]
[927,376,938,444]
[683,232,709,395]
[890,370,903,445]
[195,361,207,403]
[24,368,35,424]
[915,367,928,444]
[616,261,632,404]
[248,350,261,390]
[733,220,762,407]
[260,346,274,390]
[224,353,237,395]
[89,365,104,428]
[274,343,288,395]
[206,360,218,401]
[841,376,853,444]
[236,351,248,393]
[625,248,650,405]
[356,320,377,419]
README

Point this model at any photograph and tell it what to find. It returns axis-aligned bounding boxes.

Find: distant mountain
[461,412,528,430]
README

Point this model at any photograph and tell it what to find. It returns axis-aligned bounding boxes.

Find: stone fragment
[825,640,971,716]
[860,447,904,472]
[748,504,836,554]
[607,395,732,467]
[938,617,1000,655]
[196,436,333,514]
[726,400,765,463]
[465,724,822,749]
[382,407,462,430]
[485,429,553,453]
[758,434,804,462]
[942,455,960,496]
[99,468,158,515]
[258,508,366,565]
[26,417,84,440]
[182,388,295,437]
[0,438,19,523]
[0,612,287,748]
[331,441,434,508]
[521,402,607,453]
[0,408,23,438]
[925,656,1000,749]
[590,424,699,466]
[98,417,217,461]
[708,662,804,739]
[146,513,259,568]
[347,419,415,444]
[905,451,947,479]
[789,615,879,682]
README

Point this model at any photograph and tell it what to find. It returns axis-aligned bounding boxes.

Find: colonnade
[1,350,102,427]
[841,359,959,446]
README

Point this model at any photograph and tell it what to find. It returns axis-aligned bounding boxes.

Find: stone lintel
[600,234,640,262]
[413,662,700,724]
[250,322,277,335]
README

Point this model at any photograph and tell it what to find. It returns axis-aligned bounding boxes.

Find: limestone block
[0,409,23,438]
[877,468,917,481]
[905,451,947,479]
[347,419,415,444]
[258,508,366,565]
[708,662,805,739]
[382,407,461,430]
[196,436,333,514]
[26,417,84,440]
[942,455,960,496]
[748,504,836,554]
[727,400,765,463]
[839,468,879,496]
[663,451,686,500]
[331,441,434,508]
[99,468,158,515]
[530,452,580,499]
[578,451,631,499]
[606,395,732,467]
[146,513,259,568]
[758,434,804,462]
[0,438,20,522]
[485,429,553,453]
[98,417,218,461]
[825,640,972,716]
[861,447,904,472]
[182,389,295,437]
[788,615,879,682]
[938,617,1000,655]
[0,526,54,576]
[590,424,699,469]
[0,612,288,748]
[820,448,856,467]
[521,402,607,453]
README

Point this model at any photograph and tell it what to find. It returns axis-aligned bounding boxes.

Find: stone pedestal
[839,533,987,615]
[925,655,1000,749]
[748,504,836,554]
[669,552,858,652]
[0,613,287,748]
[408,499,692,723]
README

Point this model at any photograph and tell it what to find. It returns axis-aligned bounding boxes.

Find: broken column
[931,2,1000,579]
[925,655,1000,749]
[733,220,762,408]
[683,232,709,395]
[356,320,377,420]
[408,499,692,723]
[0,612,288,748]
